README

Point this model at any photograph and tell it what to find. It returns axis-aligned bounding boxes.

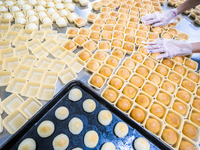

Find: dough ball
[173,56,184,63]
[94,51,106,61]
[114,122,129,138]
[162,129,177,145]
[107,57,118,67]
[84,41,96,51]
[132,53,143,63]
[130,76,144,88]
[103,89,118,103]
[18,138,36,150]
[136,95,149,108]
[176,90,191,103]
[182,123,198,140]
[149,74,161,85]
[110,77,123,90]
[150,104,165,118]
[174,65,185,75]
[143,59,155,69]
[162,59,173,68]
[37,120,55,138]
[143,84,156,96]
[98,110,112,126]
[165,113,180,128]
[123,43,134,52]
[136,66,149,77]
[79,51,90,61]
[157,93,170,106]
[84,130,99,148]
[145,118,160,134]
[99,66,112,77]
[101,142,116,150]
[168,73,181,84]
[185,59,197,70]
[179,141,196,150]
[72,148,83,150]
[161,81,175,94]
[117,68,130,80]
[130,108,145,123]
[156,65,168,76]
[190,112,200,126]
[64,41,76,50]
[68,88,82,101]
[187,72,199,83]
[83,99,96,113]
[172,102,186,115]
[134,137,150,150]
[52,134,69,150]
[87,60,100,71]
[123,59,135,70]
[91,75,104,88]
[196,87,200,96]
[122,86,136,99]
[55,106,69,120]
[193,98,200,111]
[182,80,195,92]
[112,49,124,58]
[68,117,83,135]
[116,98,132,112]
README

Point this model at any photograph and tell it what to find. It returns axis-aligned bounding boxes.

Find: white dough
[52,12,60,20]
[47,2,55,7]
[52,134,69,150]
[15,17,26,24]
[66,3,75,11]
[43,17,52,24]
[55,106,69,120]
[36,6,45,12]
[68,88,82,101]
[83,99,96,113]
[11,6,20,12]
[0,6,7,12]
[37,120,55,138]
[84,130,99,148]
[68,117,83,135]
[134,137,150,150]
[114,122,129,138]
[27,23,38,29]
[72,148,83,150]
[98,110,112,126]
[64,0,72,2]
[48,8,56,15]
[22,4,32,11]
[3,13,13,20]
[101,142,116,150]
[5,1,14,7]
[60,9,70,16]
[16,12,25,18]
[38,0,46,6]
[56,3,64,9]
[18,138,36,150]
[28,0,37,5]
[29,16,38,22]
[17,0,25,5]
[26,10,35,17]
[39,12,47,18]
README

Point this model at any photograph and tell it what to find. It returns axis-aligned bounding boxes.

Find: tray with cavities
[1,81,168,150]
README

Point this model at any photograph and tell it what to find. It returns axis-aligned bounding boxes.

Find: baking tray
[0,80,170,150]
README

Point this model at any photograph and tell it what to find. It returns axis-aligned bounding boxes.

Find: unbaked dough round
[52,134,69,150]
[98,110,112,126]
[68,88,82,101]
[68,117,83,135]
[101,142,116,150]
[72,148,83,150]
[55,106,69,120]
[134,137,150,150]
[37,120,55,138]
[18,138,36,150]
[114,122,129,138]
[82,99,96,113]
[84,130,99,148]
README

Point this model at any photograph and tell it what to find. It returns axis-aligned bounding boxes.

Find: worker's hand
[146,39,193,60]
[141,9,178,27]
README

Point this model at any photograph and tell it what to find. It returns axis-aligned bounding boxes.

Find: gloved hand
[146,39,193,60]
[141,8,178,27]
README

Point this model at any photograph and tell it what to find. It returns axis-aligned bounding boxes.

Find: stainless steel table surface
[0,1,200,148]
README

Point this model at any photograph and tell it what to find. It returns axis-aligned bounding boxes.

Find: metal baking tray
[0,80,171,150]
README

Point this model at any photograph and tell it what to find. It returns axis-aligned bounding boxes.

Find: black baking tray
[0,80,171,150]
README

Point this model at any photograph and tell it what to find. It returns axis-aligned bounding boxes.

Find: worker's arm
[177,0,200,14]
[191,42,200,53]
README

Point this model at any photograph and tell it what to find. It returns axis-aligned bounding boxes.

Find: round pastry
[84,41,96,51]
[91,24,101,32]
[190,112,200,126]
[138,47,148,55]
[182,80,195,92]
[102,31,112,40]
[79,28,90,36]
[84,130,99,148]
[99,42,110,50]
[174,65,185,75]
[114,32,124,39]
[155,66,168,76]
[196,88,200,96]
[179,141,196,150]
[193,98,200,111]
[98,110,112,126]
[182,123,197,140]
[125,35,135,43]
[112,49,124,58]
[68,117,83,135]
[101,142,116,150]
[115,25,125,31]
[123,59,136,70]
[90,32,100,40]
[143,59,155,69]
[107,57,118,67]
[157,93,170,106]
[176,90,190,103]
[110,77,123,90]
[130,76,144,88]
[151,53,160,59]
[64,41,76,50]
[143,84,156,96]
[132,54,143,63]
[79,51,90,61]
[72,148,83,150]
[123,43,134,52]
[122,86,136,99]
[27,23,38,29]
[37,120,55,138]
[116,98,132,111]
[94,51,106,61]
[114,122,129,138]
[173,56,184,63]
[161,81,175,94]
[83,99,96,113]
[130,108,145,123]
[117,68,130,80]
[136,95,149,108]
[134,137,150,150]
[149,74,161,85]
[18,138,36,150]
[52,134,69,150]
[162,129,177,145]
[172,102,187,115]
[55,106,69,120]
[185,59,197,70]
[99,66,112,77]
[74,36,86,45]
[168,73,181,84]
[87,60,100,71]
[145,118,160,134]
[103,89,118,103]
[91,75,104,88]
[68,88,82,101]
[136,66,149,77]
[187,72,199,83]
[165,113,180,128]
[150,104,165,118]
[162,59,173,68]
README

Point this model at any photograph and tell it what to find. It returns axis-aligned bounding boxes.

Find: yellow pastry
[130,108,145,123]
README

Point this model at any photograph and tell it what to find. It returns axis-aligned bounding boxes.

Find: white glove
[141,9,178,27]
[146,39,193,60]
